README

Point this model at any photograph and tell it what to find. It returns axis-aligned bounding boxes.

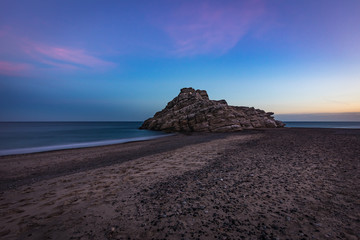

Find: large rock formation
[140,88,285,132]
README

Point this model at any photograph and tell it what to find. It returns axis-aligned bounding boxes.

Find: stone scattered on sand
[140,87,285,132]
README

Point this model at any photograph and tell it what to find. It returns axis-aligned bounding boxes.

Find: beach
[0,128,359,239]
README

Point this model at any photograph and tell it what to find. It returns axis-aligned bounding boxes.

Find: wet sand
[0,128,359,239]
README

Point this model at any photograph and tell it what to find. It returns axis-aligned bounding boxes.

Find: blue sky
[0,0,359,121]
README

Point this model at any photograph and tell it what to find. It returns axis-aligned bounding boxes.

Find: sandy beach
[0,128,359,239]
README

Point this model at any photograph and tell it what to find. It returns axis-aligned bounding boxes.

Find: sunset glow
[0,0,359,121]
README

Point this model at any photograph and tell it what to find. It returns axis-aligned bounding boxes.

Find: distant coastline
[276,112,360,122]
[283,121,360,129]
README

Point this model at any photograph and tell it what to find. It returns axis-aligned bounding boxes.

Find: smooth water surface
[1,121,359,156]
[284,121,360,129]
[0,122,168,156]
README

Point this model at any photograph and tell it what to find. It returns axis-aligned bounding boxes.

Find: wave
[0,134,173,157]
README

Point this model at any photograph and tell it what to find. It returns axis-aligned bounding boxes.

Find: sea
[283,121,360,129]
[0,122,169,156]
[0,121,359,156]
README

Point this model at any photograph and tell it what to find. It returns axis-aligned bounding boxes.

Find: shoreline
[2,125,360,158]
[0,128,359,239]
[0,134,174,157]
[0,131,253,191]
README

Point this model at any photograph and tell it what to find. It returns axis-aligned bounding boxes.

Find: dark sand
[0,128,359,239]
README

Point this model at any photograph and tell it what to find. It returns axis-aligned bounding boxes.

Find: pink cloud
[0,61,33,76]
[0,30,6,38]
[162,0,265,56]
[0,28,115,72]
[35,58,81,71]
[0,25,11,38]
[31,45,116,68]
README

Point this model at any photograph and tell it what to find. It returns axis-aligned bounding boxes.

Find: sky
[0,0,359,121]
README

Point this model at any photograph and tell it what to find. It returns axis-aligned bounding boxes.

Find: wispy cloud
[0,27,116,73]
[0,61,33,76]
[0,30,6,38]
[20,42,116,71]
[30,44,116,69]
[161,0,265,56]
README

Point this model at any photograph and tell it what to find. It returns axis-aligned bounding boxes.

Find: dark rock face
[140,88,285,132]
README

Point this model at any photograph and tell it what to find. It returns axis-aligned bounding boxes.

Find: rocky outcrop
[140,88,285,132]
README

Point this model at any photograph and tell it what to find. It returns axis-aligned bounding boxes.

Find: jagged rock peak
[140,87,285,132]
[164,88,211,110]
[180,87,209,99]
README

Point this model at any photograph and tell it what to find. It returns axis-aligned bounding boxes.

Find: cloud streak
[161,0,265,56]
[0,61,33,76]
[31,45,116,69]
[0,28,116,74]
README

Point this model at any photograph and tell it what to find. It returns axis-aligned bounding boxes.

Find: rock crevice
[140,87,285,132]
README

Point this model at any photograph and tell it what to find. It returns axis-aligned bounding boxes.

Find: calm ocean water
[0,121,359,156]
[0,122,169,156]
[284,121,360,129]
